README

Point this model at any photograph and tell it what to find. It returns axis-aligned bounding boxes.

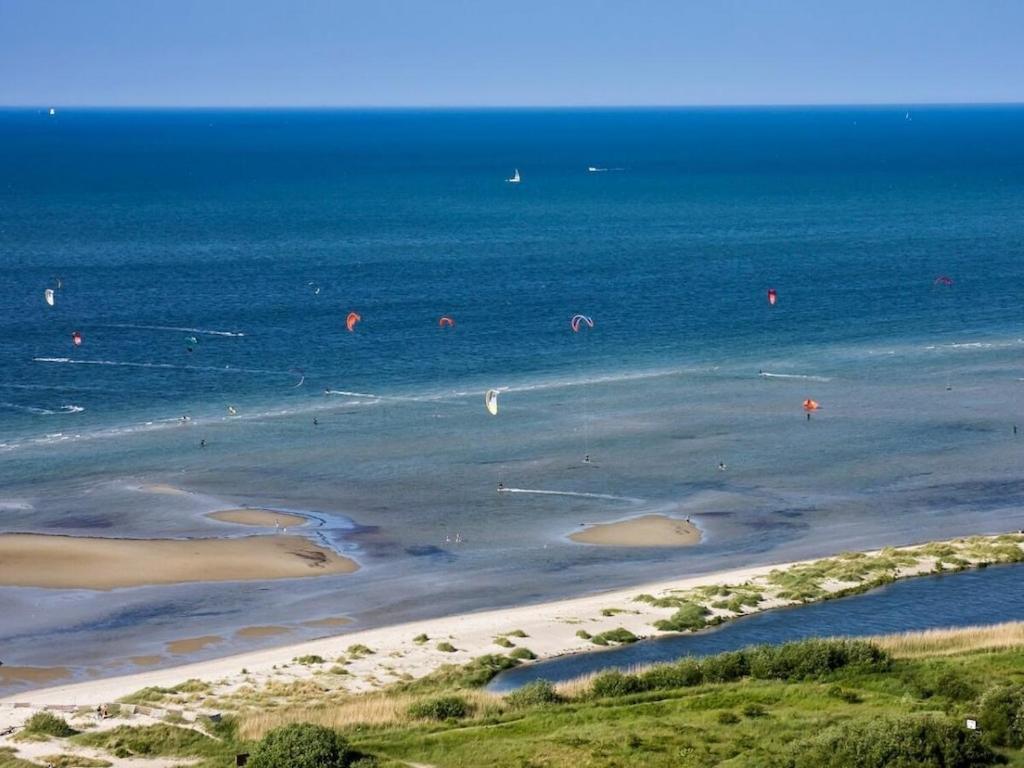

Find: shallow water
[489,563,1024,691]
[2,107,1024,687]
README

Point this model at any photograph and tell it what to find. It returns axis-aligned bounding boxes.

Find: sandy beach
[570,513,700,547]
[5,533,1019,708]
[0,532,357,590]
[206,508,308,527]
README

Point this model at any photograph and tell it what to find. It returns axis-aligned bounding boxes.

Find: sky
[1,0,1022,107]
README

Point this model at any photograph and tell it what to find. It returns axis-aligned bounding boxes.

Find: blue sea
[2,106,1024,687]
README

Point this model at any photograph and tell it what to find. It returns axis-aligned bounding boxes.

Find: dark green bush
[742,703,767,718]
[504,680,562,708]
[293,655,325,665]
[826,685,862,704]
[407,696,471,721]
[590,627,639,646]
[700,650,750,683]
[747,639,889,681]
[782,715,999,768]
[248,723,354,768]
[508,647,536,660]
[717,711,741,725]
[653,602,709,632]
[638,658,703,690]
[590,670,645,698]
[978,684,1024,747]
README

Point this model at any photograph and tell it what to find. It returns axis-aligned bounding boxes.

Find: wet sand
[235,626,292,639]
[166,636,222,655]
[0,666,71,688]
[569,514,701,547]
[0,533,358,589]
[129,656,164,667]
[207,509,308,528]
[302,616,352,629]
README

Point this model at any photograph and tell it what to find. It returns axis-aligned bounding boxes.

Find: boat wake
[758,372,832,382]
[497,488,642,503]
[103,324,245,337]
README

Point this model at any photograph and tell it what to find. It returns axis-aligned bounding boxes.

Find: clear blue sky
[2,0,1021,107]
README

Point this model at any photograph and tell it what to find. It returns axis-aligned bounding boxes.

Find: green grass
[71,724,233,766]
[38,756,113,768]
[590,627,639,646]
[0,746,39,767]
[436,641,457,653]
[20,712,77,738]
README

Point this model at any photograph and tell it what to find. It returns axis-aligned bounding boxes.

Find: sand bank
[0,533,358,590]
[0,667,71,688]
[570,514,700,547]
[235,626,291,639]
[303,616,352,629]
[207,509,307,528]
[166,636,222,655]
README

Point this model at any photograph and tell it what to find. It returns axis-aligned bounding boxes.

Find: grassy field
[8,626,1024,767]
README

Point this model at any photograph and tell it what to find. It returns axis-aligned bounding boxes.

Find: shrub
[505,629,529,638]
[826,685,862,704]
[412,634,428,644]
[782,715,999,768]
[590,628,639,646]
[505,680,562,708]
[700,650,750,683]
[747,639,889,681]
[248,723,354,768]
[653,602,710,632]
[638,659,703,690]
[978,684,1024,747]
[494,636,514,648]
[293,655,325,666]
[346,644,373,658]
[717,711,740,725]
[742,703,767,718]
[509,647,536,660]
[590,670,645,698]
[407,696,470,721]
[23,712,77,737]
[436,642,457,653]
[575,630,592,640]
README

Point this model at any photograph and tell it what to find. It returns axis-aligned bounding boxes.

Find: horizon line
[4,100,1024,111]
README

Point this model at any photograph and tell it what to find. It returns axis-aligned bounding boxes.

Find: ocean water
[2,106,1024,686]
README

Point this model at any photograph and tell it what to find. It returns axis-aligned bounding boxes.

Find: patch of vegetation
[407,696,471,721]
[652,601,710,632]
[412,633,429,644]
[575,629,592,640]
[436,641,457,653]
[504,680,562,708]
[22,712,77,738]
[346,644,374,658]
[505,629,528,638]
[508,647,537,660]
[590,627,639,646]
[783,715,998,767]
[978,683,1024,747]
[248,723,356,768]
[493,636,514,648]
[38,756,112,768]
[716,711,740,725]
[294,654,326,665]
[72,724,224,761]
[0,747,39,767]
[118,678,210,705]
[399,654,520,692]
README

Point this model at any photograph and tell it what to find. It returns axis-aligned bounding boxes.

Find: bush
[747,639,889,681]
[575,629,592,640]
[782,715,999,768]
[509,647,536,660]
[23,712,77,738]
[826,685,862,704]
[346,644,373,657]
[293,655,325,665]
[590,670,645,698]
[407,696,470,721]
[436,642,457,653]
[506,629,529,638]
[494,636,514,648]
[412,633,429,644]
[742,703,767,718]
[700,650,750,683]
[638,659,703,691]
[653,602,710,632]
[590,628,639,646]
[505,680,562,708]
[717,711,740,725]
[978,684,1024,747]
[248,723,354,768]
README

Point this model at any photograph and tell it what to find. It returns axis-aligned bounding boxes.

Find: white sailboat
[506,168,520,184]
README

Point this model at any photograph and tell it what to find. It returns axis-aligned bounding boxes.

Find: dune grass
[872,621,1024,658]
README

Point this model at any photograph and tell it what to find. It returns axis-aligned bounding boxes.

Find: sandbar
[0,533,358,590]
[0,666,71,687]
[207,509,308,528]
[303,616,352,629]
[129,656,164,667]
[236,626,292,639]
[166,636,222,655]
[569,514,700,547]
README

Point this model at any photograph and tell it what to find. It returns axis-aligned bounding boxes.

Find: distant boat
[506,169,520,184]
[588,166,606,173]
[905,111,912,121]
[48,108,56,117]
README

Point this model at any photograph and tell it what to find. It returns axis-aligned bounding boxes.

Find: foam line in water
[497,488,643,503]
[33,357,289,376]
[0,402,56,415]
[758,372,832,382]
[103,323,246,337]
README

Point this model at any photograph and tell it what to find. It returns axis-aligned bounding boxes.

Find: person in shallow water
[313,418,319,426]
[199,439,206,448]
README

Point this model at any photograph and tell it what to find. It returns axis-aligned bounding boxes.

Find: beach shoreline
[5,532,1020,707]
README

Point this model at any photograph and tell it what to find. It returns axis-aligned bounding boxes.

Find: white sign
[966,719,978,731]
